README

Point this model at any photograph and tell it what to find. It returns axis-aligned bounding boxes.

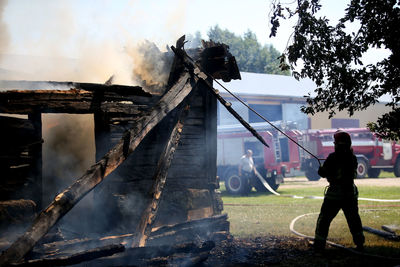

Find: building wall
[218,93,309,130]
[218,92,391,130]
[309,103,391,129]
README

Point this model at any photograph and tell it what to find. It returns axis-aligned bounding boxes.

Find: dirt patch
[203,235,400,266]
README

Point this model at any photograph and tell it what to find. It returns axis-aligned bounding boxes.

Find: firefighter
[314,131,365,252]
[238,149,254,195]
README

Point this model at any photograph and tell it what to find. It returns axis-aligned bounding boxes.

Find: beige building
[217,72,390,130]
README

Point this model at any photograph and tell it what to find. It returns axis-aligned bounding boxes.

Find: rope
[182,51,323,166]
[289,211,400,262]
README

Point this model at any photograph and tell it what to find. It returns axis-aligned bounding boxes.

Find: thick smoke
[42,114,96,237]
[42,114,95,205]
[0,1,182,90]
[128,41,173,93]
[0,0,9,59]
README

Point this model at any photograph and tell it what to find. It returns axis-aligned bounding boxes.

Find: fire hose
[255,169,400,202]
[290,211,400,262]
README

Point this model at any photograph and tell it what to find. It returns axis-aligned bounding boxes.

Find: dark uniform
[314,131,365,251]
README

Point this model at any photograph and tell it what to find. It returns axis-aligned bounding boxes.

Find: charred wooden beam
[132,103,191,248]
[0,73,194,266]
[0,80,151,97]
[83,241,214,266]
[200,40,241,82]
[12,244,125,267]
[147,214,229,246]
[30,214,228,260]
[0,89,152,115]
[150,214,228,237]
[27,112,43,210]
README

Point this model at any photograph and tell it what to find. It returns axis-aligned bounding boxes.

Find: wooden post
[202,79,221,215]
[0,73,193,265]
[28,111,43,210]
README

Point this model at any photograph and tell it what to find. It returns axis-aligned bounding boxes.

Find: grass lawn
[220,178,400,257]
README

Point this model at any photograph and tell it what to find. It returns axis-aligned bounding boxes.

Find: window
[249,104,282,123]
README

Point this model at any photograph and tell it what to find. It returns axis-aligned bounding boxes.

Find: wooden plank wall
[0,115,42,205]
[0,115,42,230]
[92,84,221,234]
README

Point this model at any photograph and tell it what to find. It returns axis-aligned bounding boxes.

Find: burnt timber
[0,37,240,265]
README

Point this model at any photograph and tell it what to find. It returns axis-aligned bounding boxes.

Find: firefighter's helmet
[334,131,351,145]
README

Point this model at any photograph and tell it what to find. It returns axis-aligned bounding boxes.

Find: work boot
[355,244,364,252]
[313,239,325,254]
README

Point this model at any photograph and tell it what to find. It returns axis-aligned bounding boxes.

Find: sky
[1,0,351,56]
[0,0,390,84]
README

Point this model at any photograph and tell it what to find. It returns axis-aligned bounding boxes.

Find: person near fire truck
[238,149,255,194]
[314,131,365,252]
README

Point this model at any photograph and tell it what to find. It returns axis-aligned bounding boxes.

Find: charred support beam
[0,89,152,115]
[0,80,151,97]
[213,89,267,145]
[132,102,192,248]
[0,73,194,265]
[170,45,269,148]
[27,112,42,210]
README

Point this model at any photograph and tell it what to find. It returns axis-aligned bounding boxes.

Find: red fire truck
[218,125,400,194]
[300,128,400,181]
[217,122,304,195]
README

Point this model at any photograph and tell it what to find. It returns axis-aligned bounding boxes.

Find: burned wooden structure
[0,38,241,265]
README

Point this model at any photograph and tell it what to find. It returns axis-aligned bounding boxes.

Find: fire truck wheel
[367,168,381,178]
[356,159,368,178]
[305,170,320,181]
[254,176,268,192]
[225,169,250,195]
[394,158,400,177]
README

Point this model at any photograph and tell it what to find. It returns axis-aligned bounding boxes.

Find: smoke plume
[0,1,189,238]
[0,1,186,91]
[127,41,173,93]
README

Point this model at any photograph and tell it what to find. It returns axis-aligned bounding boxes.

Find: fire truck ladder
[273,136,281,162]
[297,135,306,161]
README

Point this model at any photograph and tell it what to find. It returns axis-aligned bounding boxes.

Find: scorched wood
[0,73,194,266]
[0,80,151,97]
[132,102,192,248]
[0,89,151,115]
[82,241,214,266]
[12,244,125,267]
